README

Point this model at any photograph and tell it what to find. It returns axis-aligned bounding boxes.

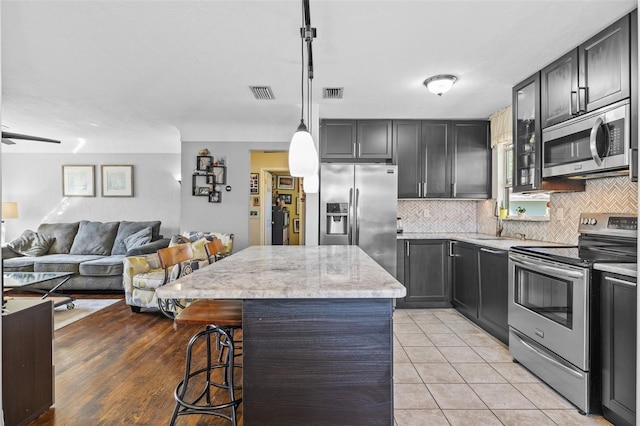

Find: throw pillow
[6,230,55,257]
[123,227,152,252]
[169,234,191,247]
[190,237,209,260]
[69,221,120,255]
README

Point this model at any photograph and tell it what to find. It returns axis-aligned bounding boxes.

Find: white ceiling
[1,0,637,154]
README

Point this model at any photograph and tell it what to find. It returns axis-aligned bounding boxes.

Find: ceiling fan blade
[1,131,61,144]
[1,138,16,145]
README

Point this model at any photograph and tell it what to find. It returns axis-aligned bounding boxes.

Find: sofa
[123,232,234,313]
[2,220,170,291]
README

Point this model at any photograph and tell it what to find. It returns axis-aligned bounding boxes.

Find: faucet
[513,232,526,241]
[496,218,503,237]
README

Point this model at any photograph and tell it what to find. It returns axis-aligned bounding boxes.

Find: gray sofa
[2,220,170,291]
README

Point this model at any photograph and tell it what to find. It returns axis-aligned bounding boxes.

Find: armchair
[123,232,234,314]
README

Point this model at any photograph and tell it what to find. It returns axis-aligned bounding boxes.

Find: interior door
[263,171,273,245]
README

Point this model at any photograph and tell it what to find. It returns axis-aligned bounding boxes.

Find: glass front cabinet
[512,72,541,192]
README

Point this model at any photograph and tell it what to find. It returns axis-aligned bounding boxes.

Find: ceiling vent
[323,87,344,99]
[249,86,275,100]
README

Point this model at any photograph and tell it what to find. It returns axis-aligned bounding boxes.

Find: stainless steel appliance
[320,164,397,275]
[508,213,637,414]
[542,99,630,179]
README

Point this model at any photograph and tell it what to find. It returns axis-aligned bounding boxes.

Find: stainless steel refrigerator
[320,164,398,276]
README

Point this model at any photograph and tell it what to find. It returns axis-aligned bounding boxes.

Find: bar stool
[157,243,194,319]
[205,239,225,264]
[169,299,243,425]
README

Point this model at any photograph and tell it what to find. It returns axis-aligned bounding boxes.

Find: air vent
[249,86,275,100]
[323,87,344,99]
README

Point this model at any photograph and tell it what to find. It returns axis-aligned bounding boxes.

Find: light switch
[557,208,564,221]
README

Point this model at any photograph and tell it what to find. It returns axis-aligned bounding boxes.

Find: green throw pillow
[6,230,55,257]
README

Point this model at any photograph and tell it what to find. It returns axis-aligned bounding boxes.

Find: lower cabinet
[396,239,450,308]
[600,272,636,426]
[451,241,509,344]
[477,247,509,343]
[451,241,478,318]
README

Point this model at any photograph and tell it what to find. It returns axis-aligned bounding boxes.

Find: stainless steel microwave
[542,99,630,179]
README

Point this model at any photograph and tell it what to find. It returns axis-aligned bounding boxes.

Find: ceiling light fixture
[423,74,458,96]
[288,0,319,187]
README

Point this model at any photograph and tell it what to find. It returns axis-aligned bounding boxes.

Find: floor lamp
[1,202,19,244]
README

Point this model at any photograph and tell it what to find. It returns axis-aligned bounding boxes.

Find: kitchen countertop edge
[397,232,566,251]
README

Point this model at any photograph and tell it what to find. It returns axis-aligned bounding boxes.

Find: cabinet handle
[352,142,357,157]
[604,276,636,287]
[578,87,587,113]
[406,240,410,257]
[480,247,505,255]
[417,182,422,198]
[449,241,455,257]
[452,182,457,197]
[357,142,361,157]
[570,91,578,116]
[423,181,427,197]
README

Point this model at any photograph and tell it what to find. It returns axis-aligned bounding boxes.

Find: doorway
[249,151,306,246]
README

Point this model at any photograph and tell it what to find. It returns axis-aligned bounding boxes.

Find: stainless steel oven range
[508,213,637,414]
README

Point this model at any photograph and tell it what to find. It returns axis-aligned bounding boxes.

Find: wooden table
[156,245,406,425]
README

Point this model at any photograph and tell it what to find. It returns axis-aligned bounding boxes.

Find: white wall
[1,153,181,240]
[180,141,290,252]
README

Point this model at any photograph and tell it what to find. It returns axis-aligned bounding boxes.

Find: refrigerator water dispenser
[326,203,348,235]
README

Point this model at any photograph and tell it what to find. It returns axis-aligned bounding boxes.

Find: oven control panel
[578,213,637,237]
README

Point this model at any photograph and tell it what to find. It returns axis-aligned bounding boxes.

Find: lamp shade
[423,74,457,96]
[302,173,319,194]
[288,121,319,177]
[2,202,19,220]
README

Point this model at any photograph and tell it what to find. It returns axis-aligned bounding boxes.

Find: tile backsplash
[397,199,478,233]
[400,176,637,245]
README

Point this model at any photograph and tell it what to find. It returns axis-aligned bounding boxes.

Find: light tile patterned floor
[393,308,612,426]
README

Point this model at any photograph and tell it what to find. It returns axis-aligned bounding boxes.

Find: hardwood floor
[27,295,243,425]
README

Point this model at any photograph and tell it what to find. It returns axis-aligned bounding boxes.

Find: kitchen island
[156,245,406,426]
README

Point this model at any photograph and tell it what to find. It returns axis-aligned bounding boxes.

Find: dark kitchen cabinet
[541,14,631,128]
[477,247,509,344]
[512,73,584,193]
[451,121,491,198]
[320,119,392,161]
[396,120,488,199]
[395,121,422,198]
[451,241,478,318]
[396,239,450,308]
[3,299,54,426]
[601,272,636,426]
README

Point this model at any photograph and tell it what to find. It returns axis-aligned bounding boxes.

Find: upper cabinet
[396,120,490,199]
[542,14,631,128]
[320,120,392,161]
[451,121,491,198]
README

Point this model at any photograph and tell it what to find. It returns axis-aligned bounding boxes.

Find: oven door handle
[510,256,585,280]
[512,329,584,379]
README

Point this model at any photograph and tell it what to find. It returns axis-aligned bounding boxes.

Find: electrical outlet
[557,208,564,221]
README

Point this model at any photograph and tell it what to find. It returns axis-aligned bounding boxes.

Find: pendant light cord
[300,4,305,124]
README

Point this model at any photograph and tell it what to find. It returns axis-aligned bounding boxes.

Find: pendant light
[288,0,318,179]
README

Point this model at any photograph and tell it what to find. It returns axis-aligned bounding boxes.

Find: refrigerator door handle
[355,188,360,245]
[348,188,354,245]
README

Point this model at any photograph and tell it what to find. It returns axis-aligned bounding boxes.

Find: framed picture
[208,191,221,203]
[250,209,259,219]
[296,197,301,215]
[101,165,133,197]
[293,218,300,233]
[277,175,295,190]
[250,173,259,194]
[251,196,260,207]
[195,186,210,196]
[280,194,292,204]
[197,155,212,171]
[211,166,226,184]
[62,165,95,197]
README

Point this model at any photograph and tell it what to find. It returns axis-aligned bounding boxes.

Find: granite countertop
[155,245,407,300]
[594,263,638,278]
[398,232,566,251]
